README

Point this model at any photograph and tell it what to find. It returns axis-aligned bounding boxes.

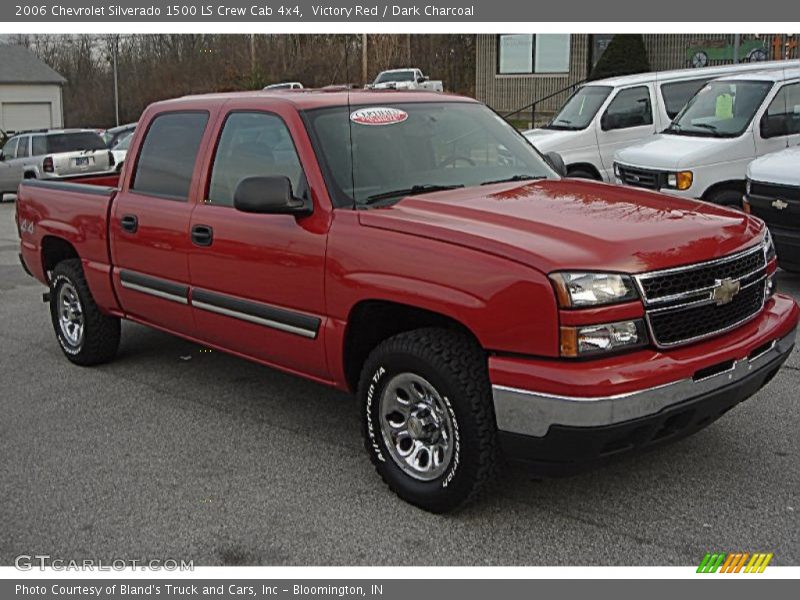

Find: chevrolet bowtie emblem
[772,199,789,210]
[712,278,741,306]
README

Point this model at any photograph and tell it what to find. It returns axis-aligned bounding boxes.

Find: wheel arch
[341,299,482,392]
[701,179,746,203]
[566,162,602,180]
[40,235,80,277]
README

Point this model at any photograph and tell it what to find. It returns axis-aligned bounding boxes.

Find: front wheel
[358,328,498,512]
[49,259,121,366]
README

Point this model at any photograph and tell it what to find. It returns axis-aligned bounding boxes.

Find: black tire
[567,168,600,180]
[49,259,120,366]
[358,328,498,512]
[706,188,744,208]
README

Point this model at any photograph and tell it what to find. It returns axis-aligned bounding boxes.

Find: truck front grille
[635,245,768,348]
[750,181,800,202]
[617,165,662,190]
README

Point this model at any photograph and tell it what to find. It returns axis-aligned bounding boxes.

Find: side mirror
[544,152,567,177]
[600,112,617,131]
[761,114,788,138]
[233,176,311,216]
[417,76,425,84]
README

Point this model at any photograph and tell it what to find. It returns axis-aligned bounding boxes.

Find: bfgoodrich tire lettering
[359,328,498,512]
[49,259,121,366]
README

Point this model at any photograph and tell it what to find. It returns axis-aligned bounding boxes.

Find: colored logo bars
[697,552,773,573]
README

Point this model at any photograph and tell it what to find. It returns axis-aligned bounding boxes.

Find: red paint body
[15,90,799,395]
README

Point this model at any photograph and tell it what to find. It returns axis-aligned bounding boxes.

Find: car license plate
[75,157,90,167]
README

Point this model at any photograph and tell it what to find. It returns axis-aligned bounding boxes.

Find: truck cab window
[602,86,653,130]
[131,111,209,200]
[207,112,304,207]
[2,137,18,159]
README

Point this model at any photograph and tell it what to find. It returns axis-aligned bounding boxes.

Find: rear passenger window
[132,111,209,200]
[602,86,653,130]
[31,136,47,156]
[661,79,711,119]
[17,136,30,158]
[207,112,303,207]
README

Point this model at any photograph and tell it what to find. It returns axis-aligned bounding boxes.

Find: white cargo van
[523,60,795,182]
[614,67,800,205]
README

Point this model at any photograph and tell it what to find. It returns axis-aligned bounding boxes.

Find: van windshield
[304,102,555,207]
[546,85,613,130]
[665,80,773,138]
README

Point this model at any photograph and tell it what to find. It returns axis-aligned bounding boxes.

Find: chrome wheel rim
[378,373,455,481]
[57,282,84,348]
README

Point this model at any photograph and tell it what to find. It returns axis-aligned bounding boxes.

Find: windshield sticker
[350,107,408,126]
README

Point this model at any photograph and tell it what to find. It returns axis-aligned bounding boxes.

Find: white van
[523,60,795,182]
[614,67,800,205]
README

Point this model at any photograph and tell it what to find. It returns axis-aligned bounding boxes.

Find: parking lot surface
[0,200,798,566]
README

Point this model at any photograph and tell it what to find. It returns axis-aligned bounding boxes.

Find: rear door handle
[120,214,138,233]
[191,224,213,247]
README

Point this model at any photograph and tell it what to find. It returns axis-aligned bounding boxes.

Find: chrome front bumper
[492,325,796,438]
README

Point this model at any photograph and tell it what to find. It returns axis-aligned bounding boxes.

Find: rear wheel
[359,328,498,512]
[49,259,120,365]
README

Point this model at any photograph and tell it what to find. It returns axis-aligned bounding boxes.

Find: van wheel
[358,328,498,512]
[706,188,744,208]
[49,259,120,366]
[567,168,599,180]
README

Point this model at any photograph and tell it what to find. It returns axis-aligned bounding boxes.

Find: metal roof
[0,44,66,85]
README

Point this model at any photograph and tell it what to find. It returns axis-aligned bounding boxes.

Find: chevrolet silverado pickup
[16,89,799,512]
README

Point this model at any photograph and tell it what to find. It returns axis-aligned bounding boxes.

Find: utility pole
[361,33,368,85]
[112,35,119,127]
[250,33,256,78]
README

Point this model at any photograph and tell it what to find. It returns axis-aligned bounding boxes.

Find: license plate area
[75,156,91,167]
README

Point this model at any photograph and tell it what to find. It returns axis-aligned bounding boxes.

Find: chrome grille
[617,165,662,190]
[635,244,768,348]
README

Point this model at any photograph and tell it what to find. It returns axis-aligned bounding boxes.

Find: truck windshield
[546,85,613,130]
[375,71,415,83]
[665,80,773,138]
[47,132,107,153]
[304,102,556,207]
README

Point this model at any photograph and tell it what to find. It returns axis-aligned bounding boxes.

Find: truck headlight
[764,228,776,262]
[666,171,693,190]
[613,163,621,178]
[550,272,639,308]
[560,320,647,357]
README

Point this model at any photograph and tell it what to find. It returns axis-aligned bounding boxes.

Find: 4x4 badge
[712,278,741,306]
[772,199,789,210]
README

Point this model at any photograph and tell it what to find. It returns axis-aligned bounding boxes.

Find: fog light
[560,320,647,358]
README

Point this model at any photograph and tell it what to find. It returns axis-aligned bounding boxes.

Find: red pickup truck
[16,90,799,512]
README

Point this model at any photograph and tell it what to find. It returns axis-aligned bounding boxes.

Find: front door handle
[191,224,213,247]
[120,214,138,233]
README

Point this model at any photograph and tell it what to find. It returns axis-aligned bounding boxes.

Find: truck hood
[358,179,764,274]
[615,133,751,170]
[523,127,589,152]
[747,145,800,186]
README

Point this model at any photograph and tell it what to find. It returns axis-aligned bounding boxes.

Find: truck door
[187,108,330,379]
[597,85,657,176]
[755,82,800,157]
[109,110,211,334]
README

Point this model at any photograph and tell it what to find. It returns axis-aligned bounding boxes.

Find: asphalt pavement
[0,199,798,566]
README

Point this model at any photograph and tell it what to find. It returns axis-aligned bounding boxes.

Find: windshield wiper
[363,184,464,204]
[480,175,545,186]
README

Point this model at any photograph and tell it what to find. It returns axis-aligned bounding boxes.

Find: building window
[497,34,570,74]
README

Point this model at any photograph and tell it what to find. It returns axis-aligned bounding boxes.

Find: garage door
[2,102,53,132]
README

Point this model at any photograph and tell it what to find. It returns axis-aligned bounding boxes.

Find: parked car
[745,145,800,272]
[16,90,798,512]
[614,67,800,205]
[524,60,796,182]
[110,133,132,173]
[366,68,443,92]
[102,122,137,148]
[0,129,114,197]
[263,82,304,90]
